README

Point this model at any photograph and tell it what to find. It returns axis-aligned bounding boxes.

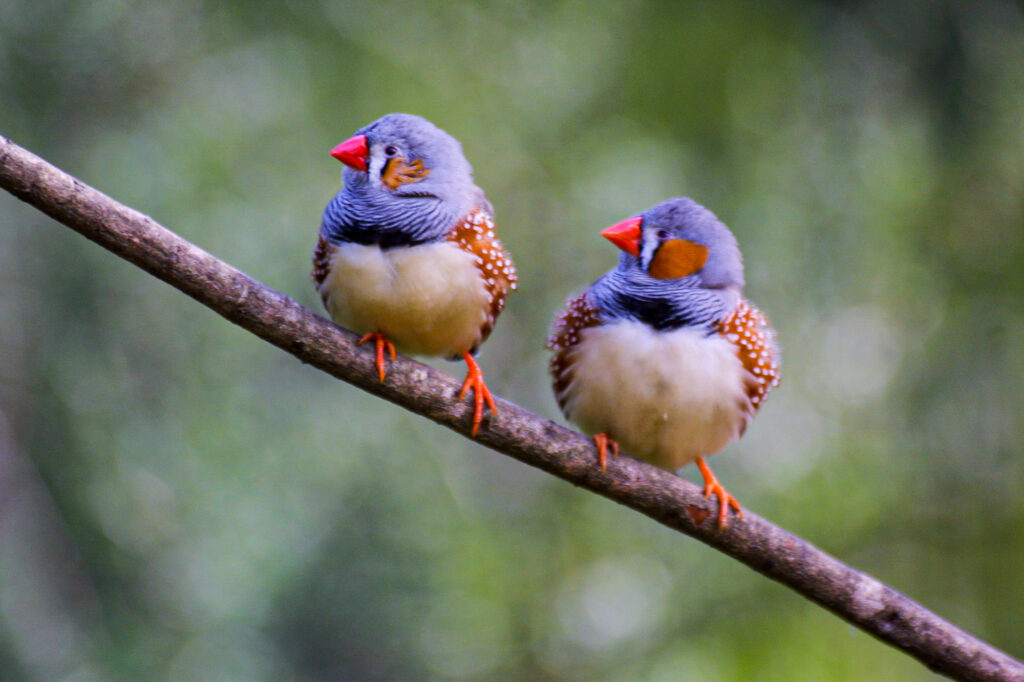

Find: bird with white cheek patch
[548,198,779,527]
[313,113,517,436]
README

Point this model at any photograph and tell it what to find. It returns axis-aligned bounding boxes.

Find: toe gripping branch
[593,433,619,472]
[355,336,495,438]
[696,456,743,529]
[358,332,396,382]
[459,352,497,437]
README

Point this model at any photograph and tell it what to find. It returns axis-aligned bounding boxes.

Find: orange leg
[592,433,619,472]
[458,352,498,437]
[696,456,743,529]
[357,332,396,382]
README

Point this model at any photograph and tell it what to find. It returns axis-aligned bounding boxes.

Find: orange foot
[357,332,396,382]
[593,433,620,472]
[696,456,743,529]
[458,352,497,437]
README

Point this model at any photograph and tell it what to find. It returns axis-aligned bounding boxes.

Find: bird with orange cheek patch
[548,198,779,527]
[313,114,516,436]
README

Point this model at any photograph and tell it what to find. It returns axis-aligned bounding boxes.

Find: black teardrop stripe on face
[649,239,708,280]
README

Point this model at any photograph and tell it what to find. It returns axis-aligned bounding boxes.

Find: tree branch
[1,134,1020,682]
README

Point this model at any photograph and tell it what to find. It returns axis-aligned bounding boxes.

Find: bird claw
[593,433,619,472]
[696,457,742,529]
[357,332,396,382]
[459,352,497,437]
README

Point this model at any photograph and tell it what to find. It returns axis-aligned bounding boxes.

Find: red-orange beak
[330,134,369,171]
[600,216,642,257]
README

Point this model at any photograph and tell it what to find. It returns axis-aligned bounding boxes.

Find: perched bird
[548,198,779,527]
[313,113,517,436]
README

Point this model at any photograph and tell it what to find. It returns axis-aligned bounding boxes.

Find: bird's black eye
[384,145,399,157]
[656,229,670,241]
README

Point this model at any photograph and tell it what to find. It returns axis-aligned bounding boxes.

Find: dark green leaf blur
[2,1,1022,679]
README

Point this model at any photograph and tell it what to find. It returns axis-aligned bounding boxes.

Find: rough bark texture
[2,134,1021,682]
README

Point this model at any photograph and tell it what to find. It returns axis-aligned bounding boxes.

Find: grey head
[322,113,489,247]
[589,198,745,331]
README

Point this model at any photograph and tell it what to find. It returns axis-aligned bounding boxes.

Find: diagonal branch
[1,134,1020,682]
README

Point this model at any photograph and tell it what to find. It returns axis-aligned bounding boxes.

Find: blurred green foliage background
[2,1,1023,679]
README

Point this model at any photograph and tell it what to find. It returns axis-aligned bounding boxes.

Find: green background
[2,1,1023,679]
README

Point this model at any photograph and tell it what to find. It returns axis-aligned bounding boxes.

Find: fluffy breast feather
[316,239,490,358]
[552,319,751,471]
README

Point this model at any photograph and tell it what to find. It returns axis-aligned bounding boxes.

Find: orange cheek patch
[381,157,430,190]
[648,239,709,279]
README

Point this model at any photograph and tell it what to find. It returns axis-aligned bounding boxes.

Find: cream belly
[319,240,488,358]
[560,321,749,471]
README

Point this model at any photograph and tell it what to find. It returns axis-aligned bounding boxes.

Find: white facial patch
[639,225,660,271]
